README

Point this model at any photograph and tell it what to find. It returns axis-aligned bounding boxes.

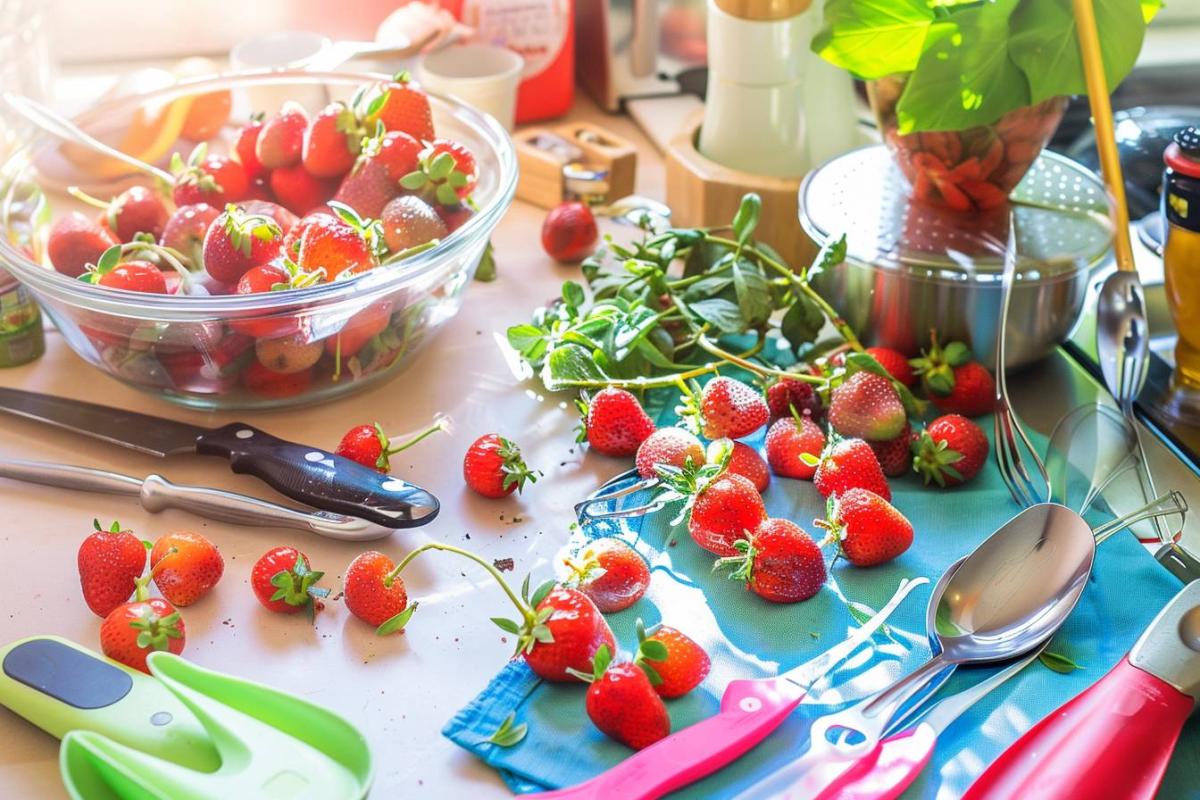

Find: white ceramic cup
[417,44,523,131]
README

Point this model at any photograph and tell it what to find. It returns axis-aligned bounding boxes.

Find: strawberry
[242,362,314,398]
[269,164,337,216]
[561,538,650,613]
[230,262,316,338]
[362,128,423,181]
[716,518,827,603]
[344,550,414,634]
[241,200,299,238]
[577,388,655,457]
[234,113,266,179]
[171,145,248,207]
[78,519,147,618]
[149,531,223,606]
[813,437,892,501]
[720,440,770,492]
[296,203,381,279]
[160,203,220,269]
[633,620,710,698]
[399,143,476,207]
[436,203,475,233]
[202,205,283,284]
[828,371,907,442]
[363,72,435,141]
[635,427,705,479]
[688,473,767,556]
[336,417,446,473]
[250,546,330,620]
[325,301,394,358]
[765,376,823,421]
[817,488,913,567]
[869,421,915,478]
[283,211,335,257]
[694,376,769,440]
[541,201,599,263]
[302,101,363,178]
[100,596,185,674]
[765,412,826,480]
[332,156,401,220]
[463,433,538,498]
[256,103,308,169]
[71,185,169,243]
[914,414,988,487]
[81,257,168,294]
[866,346,915,387]
[255,332,324,374]
[47,211,118,278]
[427,139,477,198]
[911,333,995,417]
[380,195,447,254]
[577,646,670,750]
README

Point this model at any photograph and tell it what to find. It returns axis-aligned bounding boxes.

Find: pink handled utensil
[962,580,1200,800]
[528,577,928,800]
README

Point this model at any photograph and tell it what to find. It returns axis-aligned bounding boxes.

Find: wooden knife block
[666,117,815,269]
[514,122,637,208]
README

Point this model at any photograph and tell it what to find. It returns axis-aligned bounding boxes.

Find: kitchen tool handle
[195,424,438,528]
[530,678,803,800]
[0,459,142,496]
[963,657,1194,800]
[815,723,936,800]
[137,474,334,529]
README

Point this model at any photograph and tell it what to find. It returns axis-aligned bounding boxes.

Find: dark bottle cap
[1175,127,1200,157]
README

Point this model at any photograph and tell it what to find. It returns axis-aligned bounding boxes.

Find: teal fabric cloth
[443,413,1200,798]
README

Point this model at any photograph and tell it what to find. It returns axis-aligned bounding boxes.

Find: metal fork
[993,221,1051,508]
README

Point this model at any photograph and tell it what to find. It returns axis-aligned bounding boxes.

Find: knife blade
[0,387,438,528]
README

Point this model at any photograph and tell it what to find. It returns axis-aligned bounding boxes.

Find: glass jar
[0,268,43,367]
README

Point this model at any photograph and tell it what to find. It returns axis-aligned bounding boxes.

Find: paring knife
[0,459,395,541]
[0,387,438,528]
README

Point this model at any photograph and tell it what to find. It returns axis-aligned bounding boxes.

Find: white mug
[416,44,523,131]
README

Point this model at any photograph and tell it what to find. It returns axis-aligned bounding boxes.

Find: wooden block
[554,122,638,204]
[514,127,568,208]
[665,116,815,269]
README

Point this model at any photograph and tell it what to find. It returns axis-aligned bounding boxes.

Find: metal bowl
[800,146,1114,368]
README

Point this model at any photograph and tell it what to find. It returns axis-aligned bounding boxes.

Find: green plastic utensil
[0,636,373,799]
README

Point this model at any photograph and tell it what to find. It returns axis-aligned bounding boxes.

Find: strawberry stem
[694,336,823,384]
[132,545,177,602]
[384,416,449,457]
[66,185,111,212]
[388,543,533,623]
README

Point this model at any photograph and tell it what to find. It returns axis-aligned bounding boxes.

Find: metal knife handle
[0,459,142,496]
[194,424,438,529]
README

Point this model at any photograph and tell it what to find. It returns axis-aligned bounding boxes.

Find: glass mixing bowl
[0,70,516,409]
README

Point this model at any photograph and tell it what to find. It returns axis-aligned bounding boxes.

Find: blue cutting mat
[444,412,1199,798]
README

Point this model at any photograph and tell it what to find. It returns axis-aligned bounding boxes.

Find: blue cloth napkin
[444,410,1199,798]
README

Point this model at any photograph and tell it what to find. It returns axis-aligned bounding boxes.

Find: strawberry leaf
[486,711,528,747]
[1039,649,1083,674]
[376,603,417,636]
[491,617,521,635]
[529,580,556,609]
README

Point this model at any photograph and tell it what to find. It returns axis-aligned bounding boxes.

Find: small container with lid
[1160,126,1200,416]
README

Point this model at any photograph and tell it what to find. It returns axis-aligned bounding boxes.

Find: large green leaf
[688,298,744,334]
[731,260,773,329]
[812,0,936,79]
[542,344,608,390]
[896,0,1028,133]
[1009,0,1152,106]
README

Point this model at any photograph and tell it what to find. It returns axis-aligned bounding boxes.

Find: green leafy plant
[813,0,1162,133]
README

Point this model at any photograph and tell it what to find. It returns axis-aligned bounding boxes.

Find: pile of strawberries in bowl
[0,70,515,409]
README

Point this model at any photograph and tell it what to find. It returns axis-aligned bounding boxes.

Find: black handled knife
[0,387,438,528]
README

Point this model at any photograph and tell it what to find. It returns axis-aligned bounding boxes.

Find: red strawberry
[520,585,615,682]
[436,203,475,233]
[869,421,915,478]
[364,72,435,141]
[578,388,655,457]
[363,129,423,181]
[161,203,220,268]
[296,203,380,279]
[332,156,401,220]
[78,519,147,618]
[202,205,283,284]
[242,362,314,398]
[696,377,769,440]
[817,488,913,567]
[930,362,995,417]
[270,164,337,216]
[336,417,445,473]
[541,201,598,263]
[380,195,447,253]
[100,596,185,674]
[866,346,915,387]
[171,145,248,207]
[428,139,477,198]
[256,103,308,169]
[721,440,770,492]
[241,199,299,238]
[71,185,169,242]
[914,414,989,487]
[765,413,826,480]
[250,546,329,620]
[765,376,823,421]
[81,258,168,294]
[325,301,394,358]
[813,437,892,501]
[283,211,334,257]
[635,427,705,479]
[399,143,478,208]
[716,518,827,603]
[689,473,768,556]
[303,101,363,178]
[562,538,650,613]
[579,646,670,750]
[230,263,306,338]
[344,550,414,634]
[234,113,265,179]
[463,433,538,498]
[148,531,223,607]
[47,211,118,277]
[634,621,710,698]
[828,371,907,442]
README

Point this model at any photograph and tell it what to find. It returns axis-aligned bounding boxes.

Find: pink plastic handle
[529,677,804,800]
[812,722,937,800]
[963,657,1194,800]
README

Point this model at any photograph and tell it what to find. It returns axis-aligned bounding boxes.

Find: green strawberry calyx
[912,429,965,487]
[910,330,970,397]
[127,602,183,653]
[221,204,282,258]
[269,552,331,623]
[565,642,613,683]
[399,147,473,207]
[170,143,223,193]
[631,618,668,686]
